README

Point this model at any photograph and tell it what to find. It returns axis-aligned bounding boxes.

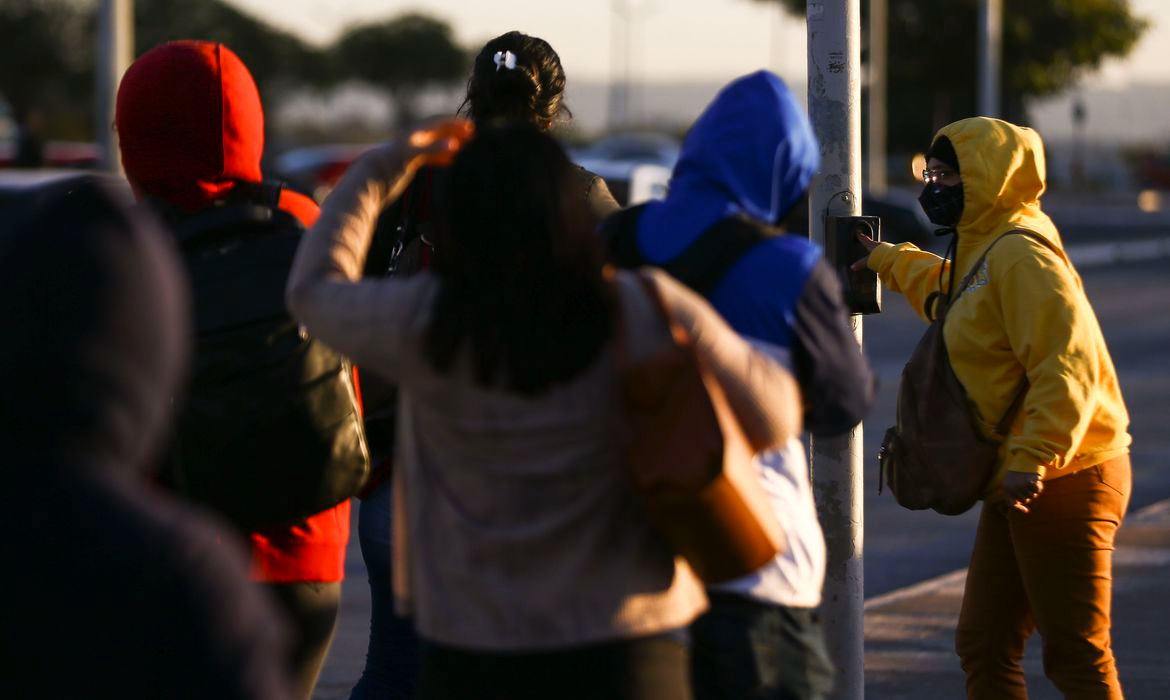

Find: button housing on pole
[826,215,882,315]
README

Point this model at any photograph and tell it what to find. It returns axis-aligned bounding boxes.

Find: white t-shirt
[710,342,826,609]
[710,439,826,608]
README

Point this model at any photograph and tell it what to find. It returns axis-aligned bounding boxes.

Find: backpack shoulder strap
[172,206,274,248]
[943,230,1025,315]
[603,208,770,299]
[950,229,1059,435]
[955,229,1059,297]
[171,181,302,252]
[661,215,769,298]
[232,179,285,209]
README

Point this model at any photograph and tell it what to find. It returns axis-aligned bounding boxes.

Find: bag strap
[663,216,770,297]
[943,228,1064,436]
[947,229,1066,319]
[611,271,686,374]
[385,166,441,275]
[168,183,302,253]
[383,174,417,276]
[604,207,770,298]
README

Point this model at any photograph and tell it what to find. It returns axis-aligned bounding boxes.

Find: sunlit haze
[225,0,1170,87]
[226,0,809,84]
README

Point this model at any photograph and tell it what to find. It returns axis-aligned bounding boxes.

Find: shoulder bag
[617,272,786,583]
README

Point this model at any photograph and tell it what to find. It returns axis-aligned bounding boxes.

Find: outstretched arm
[853,233,951,323]
[647,269,803,451]
[285,120,473,372]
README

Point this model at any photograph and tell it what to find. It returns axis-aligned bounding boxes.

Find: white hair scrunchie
[493,50,518,72]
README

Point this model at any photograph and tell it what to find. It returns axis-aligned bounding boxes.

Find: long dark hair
[458,31,571,129]
[425,124,612,395]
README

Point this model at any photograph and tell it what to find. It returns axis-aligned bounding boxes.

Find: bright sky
[226,0,810,84]
[225,0,1170,87]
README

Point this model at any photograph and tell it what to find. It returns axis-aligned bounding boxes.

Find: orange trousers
[955,456,1131,699]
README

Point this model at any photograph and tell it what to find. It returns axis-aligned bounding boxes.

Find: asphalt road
[859,255,1170,596]
[315,250,1169,698]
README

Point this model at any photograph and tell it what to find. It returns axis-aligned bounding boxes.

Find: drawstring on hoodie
[925,231,959,322]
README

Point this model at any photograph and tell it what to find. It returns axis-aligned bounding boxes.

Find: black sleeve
[793,259,876,436]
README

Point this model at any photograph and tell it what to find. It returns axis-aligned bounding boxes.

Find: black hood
[0,177,190,475]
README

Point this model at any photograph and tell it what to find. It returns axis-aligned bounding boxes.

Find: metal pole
[807,1,864,698]
[977,0,1002,117]
[96,0,133,173]
[867,0,888,195]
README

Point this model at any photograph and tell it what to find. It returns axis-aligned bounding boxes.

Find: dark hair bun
[460,31,570,128]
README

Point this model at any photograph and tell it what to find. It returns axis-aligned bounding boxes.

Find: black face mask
[918,182,964,227]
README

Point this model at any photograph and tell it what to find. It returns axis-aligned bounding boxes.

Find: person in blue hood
[603,70,874,699]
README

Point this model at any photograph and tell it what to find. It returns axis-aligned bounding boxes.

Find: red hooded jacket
[117,41,348,583]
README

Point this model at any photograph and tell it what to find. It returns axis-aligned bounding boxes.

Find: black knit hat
[926,136,960,172]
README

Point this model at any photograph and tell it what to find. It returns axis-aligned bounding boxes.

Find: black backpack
[160,182,370,530]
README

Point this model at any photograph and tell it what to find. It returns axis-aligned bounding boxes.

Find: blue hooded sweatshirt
[605,71,872,434]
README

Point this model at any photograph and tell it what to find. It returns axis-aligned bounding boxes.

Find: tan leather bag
[618,273,786,584]
[878,231,1053,515]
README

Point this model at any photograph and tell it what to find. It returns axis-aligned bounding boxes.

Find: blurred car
[571,132,680,206]
[272,133,932,248]
[863,188,936,248]
[0,141,102,170]
[574,158,671,206]
[782,187,935,248]
[571,132,680,169]
[272,144,377,202]
[275,133,683,208]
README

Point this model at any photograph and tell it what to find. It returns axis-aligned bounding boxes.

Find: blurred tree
[134,0,333,92]
[4,3,467,140]
[755,0,1148,151]
[333,14,467,128]
[1,0,332,140]
[0,0,91,132]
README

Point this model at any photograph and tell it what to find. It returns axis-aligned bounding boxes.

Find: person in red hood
[116,40,348,700]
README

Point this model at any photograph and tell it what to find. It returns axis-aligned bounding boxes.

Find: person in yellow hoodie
[853,117,1132,699]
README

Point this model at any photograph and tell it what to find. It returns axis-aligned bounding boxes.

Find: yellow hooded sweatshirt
[867,117,1130,496]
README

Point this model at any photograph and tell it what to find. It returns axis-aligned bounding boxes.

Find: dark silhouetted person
[0,179,292,699]
[115,41,351,699]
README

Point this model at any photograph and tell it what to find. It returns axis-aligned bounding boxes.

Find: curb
[863,497,1170,612]
[1067,236,1170,269]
